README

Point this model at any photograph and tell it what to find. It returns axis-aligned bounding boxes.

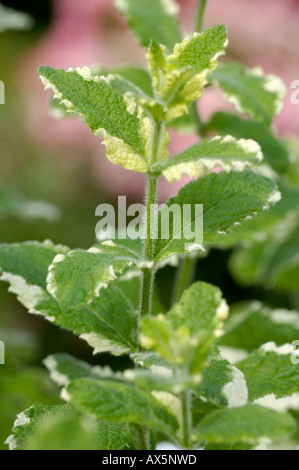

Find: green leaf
[23,409,97,451]
[62,286,139,355]
[167,282,228,336]
[206,112,291,173]
[212,62,286,126]
[47,245,139,311]
[96,422,140,450]
[5,404,140,451]
[236,343,299,401]
[0,240,69,292]
[147,25,228,120]
[114,0,181,50]
[159,135,263,182]
[154,170,280,263]
[67,378,179,435]
[39,66,169,172]
[192,397,222,427]
[195,404,296,444]
[0,184,60,221]
[196,347,248,408]
[44,354,123,387]
[219,302,299,352]
[215,184,299,249]
[141,282,229,373]
[0,3,33,33]
[131,351,172,370]
[5,404,74,450]
[0,364,58,451]
[0,242,138,355]
[100,66,153,98]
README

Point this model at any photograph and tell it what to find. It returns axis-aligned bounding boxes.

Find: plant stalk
[195,0,208,33]
[139,122,163,317]
[181,390,192,449]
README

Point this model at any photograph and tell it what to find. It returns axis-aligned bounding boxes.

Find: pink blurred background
[17,0,299,199]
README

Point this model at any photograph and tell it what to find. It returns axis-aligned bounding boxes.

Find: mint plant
[1,0,299,450]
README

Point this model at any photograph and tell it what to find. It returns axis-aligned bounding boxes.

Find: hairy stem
[140,261,156,317]
[139,175,157,318]
[181,390,192,449]
[139,122,163,317]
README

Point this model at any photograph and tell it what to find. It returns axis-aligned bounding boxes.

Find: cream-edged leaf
[195,404,296,445]
[147,25,228,120]
[0,242,138,356]
[141,282,229,373]
[46,245,139,311]
[196,347,248,408]
[44,354,123,387]
[236,343,299,401]
[154,170,280,263]
[159,135,263,183]
[39,66,170,172]
[212,62,286,126]
[5,404,99,451]
[0,240,69,291]
[206,112,291,173]
[220,302,299,352]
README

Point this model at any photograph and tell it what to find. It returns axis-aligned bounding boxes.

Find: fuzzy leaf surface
[67,378,179,435]
[195,404,296,444]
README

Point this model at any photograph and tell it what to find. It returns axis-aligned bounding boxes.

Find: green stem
[143,176,158,262]
[140,263,155,317]
[195,0,208,33]
[139,175,157,318]
[172,255,197,305]
[139,122,163,317]
[181,390,192,449]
